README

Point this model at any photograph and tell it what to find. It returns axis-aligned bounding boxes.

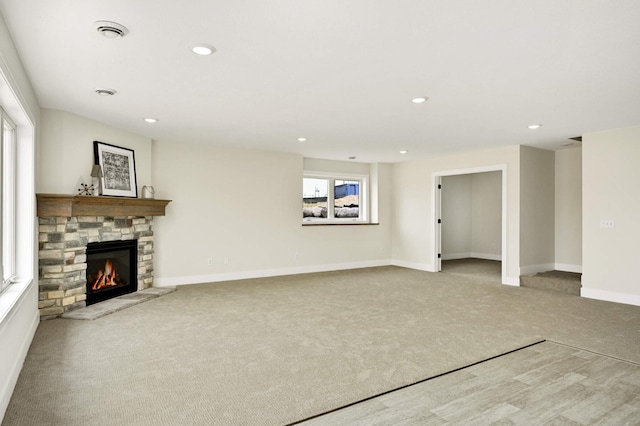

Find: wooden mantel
[36,194,171,217]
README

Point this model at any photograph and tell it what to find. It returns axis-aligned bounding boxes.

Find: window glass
[334,180,359,218]
[303,178,328,219]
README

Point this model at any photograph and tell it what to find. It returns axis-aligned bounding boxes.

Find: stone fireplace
[36,194,170,319]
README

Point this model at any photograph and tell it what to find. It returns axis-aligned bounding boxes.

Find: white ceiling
[1,1,639,163]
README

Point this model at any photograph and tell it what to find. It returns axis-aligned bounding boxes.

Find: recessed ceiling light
[144,118,158,123]
[399,150,408,154]
[348,156,357,160]
[191,44,216,56]
[411,97,428,104]
[94,21,129,39]
[297,137,307,142]
[528,124,542,129]
[95,88,116,96]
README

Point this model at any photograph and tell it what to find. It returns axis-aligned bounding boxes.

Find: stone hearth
[36,194,170,319]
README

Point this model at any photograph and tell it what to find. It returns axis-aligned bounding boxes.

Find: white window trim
[0,63,35,323]
[1,109,17,292]
[303,170,369,224]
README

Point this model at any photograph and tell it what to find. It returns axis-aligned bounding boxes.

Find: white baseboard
[154,259,393,287]
[471,252,502,261]
[554,263,582,274]
[441,253,470,261]
[519,263,556,276]
[154,258,524,292]
[441,252,502,261]
[581,288,640,307]
[390,259,435,272]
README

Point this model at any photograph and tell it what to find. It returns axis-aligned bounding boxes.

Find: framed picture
[93,141,138,197]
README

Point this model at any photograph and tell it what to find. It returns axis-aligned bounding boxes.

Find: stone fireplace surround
[36,194,170,320]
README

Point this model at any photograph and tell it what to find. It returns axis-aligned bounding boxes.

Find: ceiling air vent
[94,21,129,39]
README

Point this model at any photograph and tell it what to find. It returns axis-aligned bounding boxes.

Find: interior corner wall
[554,148,582,272]
[391,145,520,284]
[582,125,640,306]
[38,109,152,195]
[471,171,502,258]
[519,146,555,275]
[441,175,472,258]
[151,140,392,285]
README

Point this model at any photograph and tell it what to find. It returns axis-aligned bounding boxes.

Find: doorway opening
[432,165,508,284]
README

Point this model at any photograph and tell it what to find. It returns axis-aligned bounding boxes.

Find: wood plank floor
[296,341,640,425]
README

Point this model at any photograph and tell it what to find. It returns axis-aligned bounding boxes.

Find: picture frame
[93,141,138,198]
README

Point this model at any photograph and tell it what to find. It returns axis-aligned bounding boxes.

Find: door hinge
[437,218,442,224]
[437,184,442,189]
[438,253,441,258]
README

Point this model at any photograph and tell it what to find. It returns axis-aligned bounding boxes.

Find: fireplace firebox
[86,240,138,305]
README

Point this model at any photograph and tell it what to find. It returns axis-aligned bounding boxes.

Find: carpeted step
[520,270,582,296]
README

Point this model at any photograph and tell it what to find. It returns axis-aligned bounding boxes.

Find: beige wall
[151,140,392,285]
[471,171,502,258]
[441,174,472,257]
[583,125,640,305]
[519,146,555,274]
[555,148,582,271]
[38,109,152,195]
[391,145,519,284]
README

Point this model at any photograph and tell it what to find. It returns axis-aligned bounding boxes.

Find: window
[302,172,368,223]
[1,108,17,293]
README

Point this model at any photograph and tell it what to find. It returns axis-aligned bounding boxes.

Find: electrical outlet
[224,257,229,264]
[207,257,213,266]
[600,219,615,229]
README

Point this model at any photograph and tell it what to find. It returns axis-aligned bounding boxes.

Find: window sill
[302,222,380,226]
[0,279,32,325]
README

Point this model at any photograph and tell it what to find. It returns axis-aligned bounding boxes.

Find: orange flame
[91,259,120,290]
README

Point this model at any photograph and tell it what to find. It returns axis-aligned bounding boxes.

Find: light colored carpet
[3,266,640,425]
[441,258,502,283]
